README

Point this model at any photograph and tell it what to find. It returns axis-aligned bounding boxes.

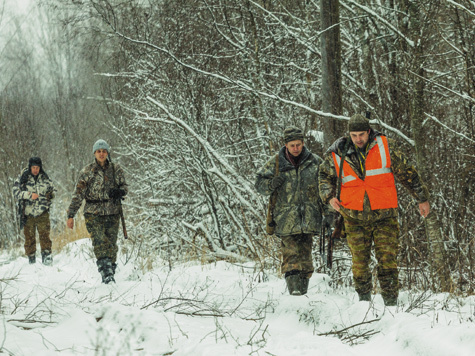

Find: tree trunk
[408,1,452,292]
[320,0,344,147]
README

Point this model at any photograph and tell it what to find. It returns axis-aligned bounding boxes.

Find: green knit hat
[283,126,304,143]
[348,114,370,132]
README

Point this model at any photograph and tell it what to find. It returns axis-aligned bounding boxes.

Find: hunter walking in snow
[13,157,55,265]
[255,127,325,295]
[319,114,430,306]
[66,139,128,284]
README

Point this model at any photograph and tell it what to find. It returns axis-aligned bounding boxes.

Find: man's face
[285,140,304,157]
[31,166,40,176]
[95,149,108,164]
[350,130,370,149]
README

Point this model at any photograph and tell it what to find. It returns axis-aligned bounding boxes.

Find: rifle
[119,204,128,239]
[320,136,351,269]
[18,169,29,230]
[319,220,333,268]
[18,200,27,230]
[266,154,279,235]
[111,160,128,239]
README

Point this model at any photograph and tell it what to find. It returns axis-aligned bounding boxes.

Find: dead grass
[52,219,90,253]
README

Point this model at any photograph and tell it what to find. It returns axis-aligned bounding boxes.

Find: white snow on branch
[145,97,260,217]
[446,0,475,17]
[424,113,475,144]
[112,31,417,145]
[344,0,415,47]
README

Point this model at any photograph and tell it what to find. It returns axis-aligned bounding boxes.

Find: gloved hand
[269,176,285,191]
[109,188,126,199]
[45,191,54,200]
[322,213,335,230]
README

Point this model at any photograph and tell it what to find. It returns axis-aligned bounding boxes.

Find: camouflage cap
[283,126,304,143]
[348,114,370,132]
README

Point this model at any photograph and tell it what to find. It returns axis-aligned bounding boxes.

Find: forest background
[0,0,473,295]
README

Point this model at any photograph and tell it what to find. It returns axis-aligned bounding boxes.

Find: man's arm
[318,155,338,204]
[13,170,31,200]
[67,169,89,220]
[389,140,430,217]
[319,156,342,212]
[255,155,278,196]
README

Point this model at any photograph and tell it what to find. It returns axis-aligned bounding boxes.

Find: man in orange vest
[318,114,430,306]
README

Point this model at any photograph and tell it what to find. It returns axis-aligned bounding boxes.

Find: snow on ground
[1,238,475,356]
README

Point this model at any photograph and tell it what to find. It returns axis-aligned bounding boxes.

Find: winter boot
[299,277,309,295]
[41,250,53,266]
[28,254,36,264]
[97,258,115,284]
[285,270,302,296]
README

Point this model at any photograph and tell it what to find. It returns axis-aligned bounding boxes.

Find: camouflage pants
[281,234,314,278]
[24,211,52,256]
[85,214,120,264]
[345,217,399,300]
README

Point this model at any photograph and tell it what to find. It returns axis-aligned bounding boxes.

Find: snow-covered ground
[1,238,475,356]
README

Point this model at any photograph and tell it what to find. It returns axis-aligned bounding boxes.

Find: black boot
[300,277,309,295]
[358,292,371,302]
[41,250,53,266]
[285,270,304,296]
[97,258,115,284]
[28,254,36,264]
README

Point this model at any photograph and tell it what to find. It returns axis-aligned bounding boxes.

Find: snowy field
[1,238,475,356]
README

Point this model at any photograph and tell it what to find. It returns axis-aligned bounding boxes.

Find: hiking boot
[28,254,36,264]
[358,292,371,302]
[97,258,115,284]
[42,250,53,266]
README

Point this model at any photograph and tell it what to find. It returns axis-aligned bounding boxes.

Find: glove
[269,176,285,191]
[45,191,54,200]
[322,213,335,230]
[109,188,126,199]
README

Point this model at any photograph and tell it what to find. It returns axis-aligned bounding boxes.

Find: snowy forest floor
[1,238,475,356]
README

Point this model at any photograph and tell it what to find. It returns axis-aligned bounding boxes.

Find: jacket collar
[326,129,383,156]
[278,146,313,172]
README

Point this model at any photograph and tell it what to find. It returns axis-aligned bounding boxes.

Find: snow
[1,239,475,355]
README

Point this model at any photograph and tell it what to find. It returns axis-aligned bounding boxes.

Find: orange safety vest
[332,135,398,211]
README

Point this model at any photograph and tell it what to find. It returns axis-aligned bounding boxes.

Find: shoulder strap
[336,139,351,200]
[19,169,30,190]
[111,162,118,188]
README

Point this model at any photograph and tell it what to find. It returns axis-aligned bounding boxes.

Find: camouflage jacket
[67,160,128,218]
[319,129,430,222]
[255,146,324,237]
[13,169,55,217]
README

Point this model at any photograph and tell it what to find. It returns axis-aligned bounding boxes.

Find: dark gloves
[109,188,126,199]
[269,176,286,191]
[322,213,335,230]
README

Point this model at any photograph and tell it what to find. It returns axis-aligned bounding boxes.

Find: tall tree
[320,0,344,146]
[407,0,452,292]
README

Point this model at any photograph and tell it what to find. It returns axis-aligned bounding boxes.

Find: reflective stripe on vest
[332,135,398,211]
